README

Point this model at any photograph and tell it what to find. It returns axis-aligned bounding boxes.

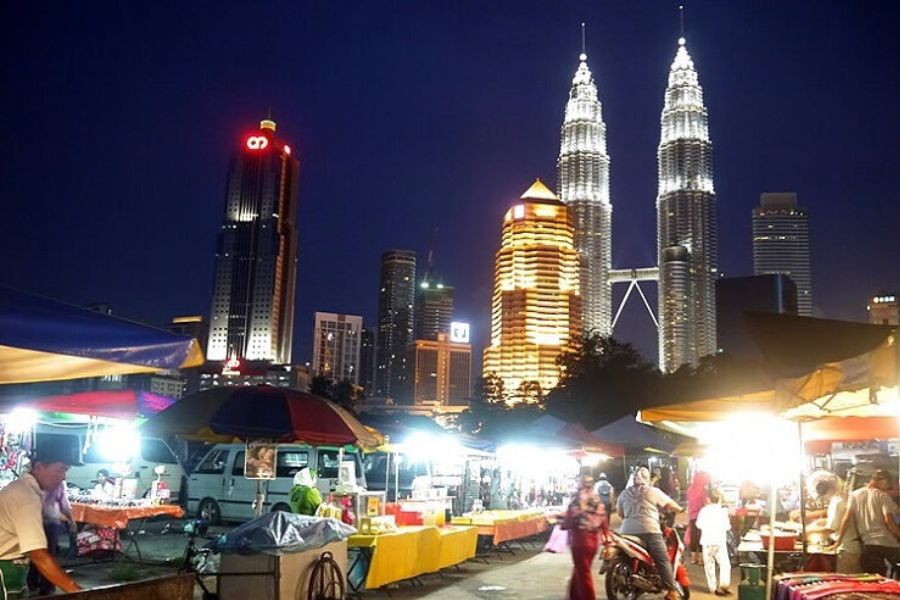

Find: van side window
[82,440,106,464]
[276,451,309,478]
[317,450,339,479]
[232,451,245,476]
[194,449,228,475]
[141,439,179,464]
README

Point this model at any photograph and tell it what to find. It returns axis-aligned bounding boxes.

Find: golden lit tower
[482,180,582,402]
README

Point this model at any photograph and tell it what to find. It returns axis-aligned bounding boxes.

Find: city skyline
[3,2,898,366]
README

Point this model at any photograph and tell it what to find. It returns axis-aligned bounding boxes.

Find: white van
[186,443,367,523]
[35,424,186,501]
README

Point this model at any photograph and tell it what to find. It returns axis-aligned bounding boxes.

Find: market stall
[451,509,548,546]
[640,312,898,599]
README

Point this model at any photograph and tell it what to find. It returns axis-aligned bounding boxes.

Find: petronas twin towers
[556,33,717,372]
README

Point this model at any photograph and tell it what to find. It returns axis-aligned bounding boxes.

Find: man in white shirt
[821,482,861,573]
[0,442,81,598]
[695,488,732,596]
[839,469,900,574]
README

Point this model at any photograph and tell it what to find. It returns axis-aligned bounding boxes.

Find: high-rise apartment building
[414,279,454,341]
[482,180,582,402]
[375,250,416,401]
[206,119,299,363]
[312,312,363,385]
[557,43,612,336]
[408,332,471,408]
[752,193,813,317]
[169,315,207,348]
[868,293,899,326]
[657,37,718,372]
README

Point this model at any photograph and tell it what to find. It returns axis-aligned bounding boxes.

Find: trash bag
[206,512,357,555]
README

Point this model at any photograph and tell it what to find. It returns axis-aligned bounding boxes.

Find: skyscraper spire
[581,22,586,57]
[657,35,718,371]
[556,24,612,336]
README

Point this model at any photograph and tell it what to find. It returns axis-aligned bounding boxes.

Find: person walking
[686,471,712,565]
[838,469,900,573]
[696,489,732,595]
[594,472,615,515]
[564,475,606,600]
[617,466,684,600]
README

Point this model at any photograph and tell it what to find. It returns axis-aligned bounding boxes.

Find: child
[695,488,732,596]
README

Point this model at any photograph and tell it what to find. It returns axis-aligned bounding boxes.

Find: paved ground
[54,517,726,599]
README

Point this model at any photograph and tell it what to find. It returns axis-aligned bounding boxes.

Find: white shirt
[847,486,899,548]
[826,495,861,555]
[0,474,48,560]
[695,502,730,547]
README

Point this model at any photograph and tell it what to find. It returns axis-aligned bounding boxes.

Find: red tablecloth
[70,502,184,529]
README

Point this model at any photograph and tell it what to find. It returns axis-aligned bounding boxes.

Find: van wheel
[197,498,221,525]
[271,503,291,513]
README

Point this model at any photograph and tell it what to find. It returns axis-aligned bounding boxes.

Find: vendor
[93,469,116,498]
[289,468,322,516]
[0,441,81,598]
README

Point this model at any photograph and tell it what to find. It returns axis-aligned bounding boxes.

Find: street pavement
[58,517,725,599]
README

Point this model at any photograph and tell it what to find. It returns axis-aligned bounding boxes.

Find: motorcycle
[602,523,692,600]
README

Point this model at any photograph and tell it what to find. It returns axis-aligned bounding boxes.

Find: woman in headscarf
[564,475,606,600]
[616,467,684,600]
[686,471,712,565]
[289,468,322,516]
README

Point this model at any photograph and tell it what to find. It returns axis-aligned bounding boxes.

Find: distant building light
[246,136,269,150]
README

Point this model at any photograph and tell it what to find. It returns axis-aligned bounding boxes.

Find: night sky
[2,1,899,365]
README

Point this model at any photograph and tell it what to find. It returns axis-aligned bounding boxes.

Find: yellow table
[348,525,477,590]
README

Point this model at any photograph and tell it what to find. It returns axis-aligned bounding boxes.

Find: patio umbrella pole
[255,479,265,518]
[394,452,400,501]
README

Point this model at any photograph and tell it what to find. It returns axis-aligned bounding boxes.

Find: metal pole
[765,477,777,600]
[255,479,265,517]
[395,452,400,501]
[797,421,808,563]
[385,451,391,501]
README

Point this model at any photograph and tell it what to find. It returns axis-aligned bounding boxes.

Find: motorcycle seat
[620,534,646,547]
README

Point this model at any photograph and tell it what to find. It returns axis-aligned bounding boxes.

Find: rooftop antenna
[580,22,586,57]
[679,4,685,38]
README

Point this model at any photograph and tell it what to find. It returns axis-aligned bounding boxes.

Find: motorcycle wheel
[675,581,691,600]
[604,559,638,600]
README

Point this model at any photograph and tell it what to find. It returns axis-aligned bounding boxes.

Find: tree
[309,375,334,399]
[456,372,542,438]
[543,334,659,429]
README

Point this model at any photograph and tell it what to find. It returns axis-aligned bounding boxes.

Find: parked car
[186,443,367,523]
[35,423,185,501]
[363,451,428,501]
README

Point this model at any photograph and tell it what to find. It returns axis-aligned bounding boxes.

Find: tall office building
[169,316,207,348]
[206,118,299,363]
[557,42,612,335]
[414,279,454,341]
[657,37,718,372]
[375,250,416,401]
[409,333,472,409]
[312,312,363,385]
[752,193,813,317]
[868,293,899,326]
[482,180,582,402]
[359,327,377,394]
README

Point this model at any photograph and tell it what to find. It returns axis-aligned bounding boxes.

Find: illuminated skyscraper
[557,43,612,335]
[753,193,813,316]
[657,38,718,371]
[482,180,582,402]
[375,250,416,401]
[868,293,899,326]
[206,119,299,363]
